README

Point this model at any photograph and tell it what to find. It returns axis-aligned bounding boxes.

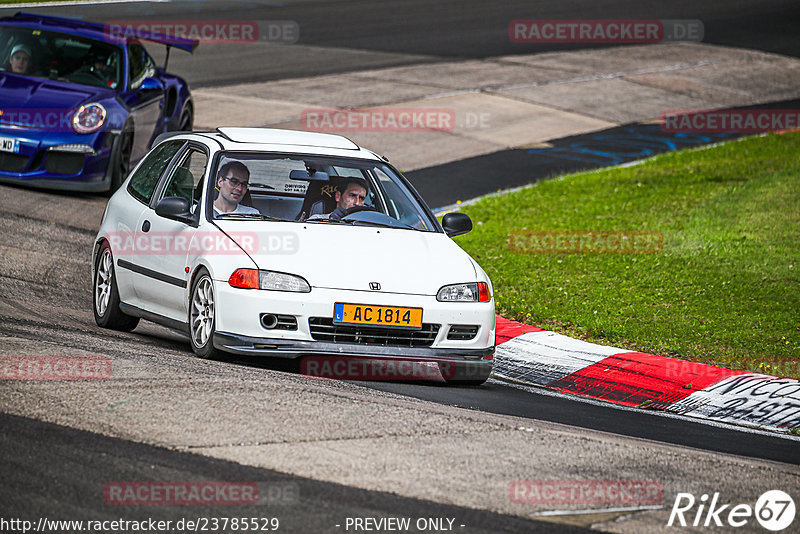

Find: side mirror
[155,196,192,223]
[441,212,472,237]
[139,77,164,92]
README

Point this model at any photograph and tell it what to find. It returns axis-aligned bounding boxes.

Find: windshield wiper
[352,219,415,230]
[215,213,287,221]
[304,217,356,225]
[305,217,415,230]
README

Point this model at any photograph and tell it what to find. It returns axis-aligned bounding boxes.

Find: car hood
[0,73,108,112]
[214,221,479,295]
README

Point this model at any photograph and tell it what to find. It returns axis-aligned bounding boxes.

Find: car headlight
[228,268,311,292]
[72,103,107,134]
[437,282,491,302]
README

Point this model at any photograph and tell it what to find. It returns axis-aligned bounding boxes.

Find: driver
[8,44,33,75]
[213,161,261,216]
[73,47,115,87]
[310,177,368,219]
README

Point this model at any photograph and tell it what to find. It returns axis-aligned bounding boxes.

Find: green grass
[453,132,800,377]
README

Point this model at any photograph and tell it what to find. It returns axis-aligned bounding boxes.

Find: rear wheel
[438,361,492,386]
[93,242,139,331]
[189,269,222,359]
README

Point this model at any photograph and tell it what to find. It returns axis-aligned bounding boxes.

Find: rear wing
[6,12,199,53]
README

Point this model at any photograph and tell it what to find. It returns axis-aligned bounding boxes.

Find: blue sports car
[0,12,197,192]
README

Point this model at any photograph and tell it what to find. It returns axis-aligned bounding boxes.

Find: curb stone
[494,317,800,434]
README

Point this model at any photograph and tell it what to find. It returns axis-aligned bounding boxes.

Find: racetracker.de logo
[301,108,456,132]
[106,231,298,256]
[1,356,111,380]
[661,109,800,133]
[301,357,442,381]
[104,482,259,506]
[509,19,703,43]
[105,20,299,44]
[509,480,664,506]
[665,359,800,380]
[0,108,74,132]
[508,231,663,254]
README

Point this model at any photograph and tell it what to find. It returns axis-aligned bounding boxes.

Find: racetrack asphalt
[411,98,800,208]
[6,0,799,86]
[1,412,584,534]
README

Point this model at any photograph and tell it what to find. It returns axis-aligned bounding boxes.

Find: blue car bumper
[0,127,117,192]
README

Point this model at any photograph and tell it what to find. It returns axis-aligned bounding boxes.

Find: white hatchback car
[92,128,495,384]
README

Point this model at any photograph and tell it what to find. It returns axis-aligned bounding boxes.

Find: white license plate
[0,136,19,153]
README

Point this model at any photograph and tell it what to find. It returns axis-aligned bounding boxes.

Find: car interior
[0,26,120,87]
[209,158,381,222]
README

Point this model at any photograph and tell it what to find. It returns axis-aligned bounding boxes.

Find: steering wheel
[342,205,378,217]
[68,68,107,86]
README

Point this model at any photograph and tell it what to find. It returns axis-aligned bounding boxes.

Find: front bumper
[214,331,495,361]
[0,127,114,191]
[212,283,496,359]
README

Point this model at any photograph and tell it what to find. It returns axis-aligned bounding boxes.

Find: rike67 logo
[668,490,795,531]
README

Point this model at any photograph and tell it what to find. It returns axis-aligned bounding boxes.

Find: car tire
[178,103,193,132]
[189,269,222,359]
[438,361,492,386]
[93,242,139,331]
[108,126,133,194]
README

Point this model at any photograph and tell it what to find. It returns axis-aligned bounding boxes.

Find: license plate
[0,136,19,153]
[334,303,422,329]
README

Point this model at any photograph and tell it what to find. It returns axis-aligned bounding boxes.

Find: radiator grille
[309,317,439,347]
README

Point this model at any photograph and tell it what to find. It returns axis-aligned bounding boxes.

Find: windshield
[0,25,122,89]
[209,153,438,232]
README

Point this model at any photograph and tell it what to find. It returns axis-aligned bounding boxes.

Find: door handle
[142,220,151,232]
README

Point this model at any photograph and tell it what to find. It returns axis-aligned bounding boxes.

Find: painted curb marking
[494,317,800,433]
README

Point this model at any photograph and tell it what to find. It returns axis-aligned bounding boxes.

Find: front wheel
[108,128,133,193]
[93,242,139,331]
[189,270,222,359]
[178,103,193,132]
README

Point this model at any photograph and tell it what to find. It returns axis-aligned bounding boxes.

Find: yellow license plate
[333,303,422,329]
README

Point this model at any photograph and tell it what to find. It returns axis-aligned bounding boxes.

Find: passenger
[8,44,32,75]
[309,177,368,219]
[213,161,261,216]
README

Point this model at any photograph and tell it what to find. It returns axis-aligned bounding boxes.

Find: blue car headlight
[72,103,107,134]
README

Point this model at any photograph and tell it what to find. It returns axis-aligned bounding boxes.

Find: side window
[158,148,208,212]
[127,141,184,205]
[127,43,155,90]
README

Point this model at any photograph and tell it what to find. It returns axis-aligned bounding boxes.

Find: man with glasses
[213,161,260,216]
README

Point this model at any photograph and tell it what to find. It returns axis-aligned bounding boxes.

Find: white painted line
[531,504,663,517]
[0,0,168,9]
